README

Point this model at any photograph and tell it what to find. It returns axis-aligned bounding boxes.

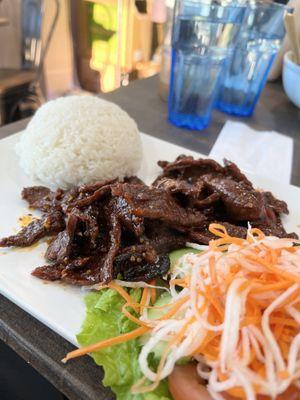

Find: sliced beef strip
[46,231,72,262]
[77,177,143,195]
[78,178,118,194]
[123,176,146,185]
[114,253,170,282]
[22,186,65,212]
[22,186,52,206]
[153,177,205,198]
[251,192,295,238]
[113,223,185,281]
[60,187,81,213]
[223,159,253,187]
[116,244,157,264]
[0,211,65,247]
[111,196,144,237]
[112,183,206,228]
[45,212,78,262]
[252,217,298,239]
[31,263,64,281]
[61,261,102,285]
[155,156,223,182]
[22,185,83,215]
[144,220,188,254]
[157,156,222,175]
[74,184,112,208]
[32,257,104,285]
[100,201,122,283]
[202,174,264,221]
[192,192,220,209]
[63,256,93,271]
[72,205,100,251]
[263,191,289,215]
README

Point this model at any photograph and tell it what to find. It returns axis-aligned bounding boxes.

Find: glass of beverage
[168,0,246,130]
[217,2,292,117]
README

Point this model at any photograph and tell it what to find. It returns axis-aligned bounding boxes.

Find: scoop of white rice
[16,95,142,189]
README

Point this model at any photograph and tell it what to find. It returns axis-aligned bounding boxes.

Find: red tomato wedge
[168,364,213,400]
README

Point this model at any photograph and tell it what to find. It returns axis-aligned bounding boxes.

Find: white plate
[0,132,299,347]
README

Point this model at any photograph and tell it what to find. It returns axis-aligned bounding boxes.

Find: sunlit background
[0,0,173,125]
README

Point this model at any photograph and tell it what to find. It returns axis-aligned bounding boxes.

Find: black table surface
[0,75,299,400]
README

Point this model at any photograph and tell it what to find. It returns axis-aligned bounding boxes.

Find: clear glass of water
[217,2,292,117]
[168,0,246,130]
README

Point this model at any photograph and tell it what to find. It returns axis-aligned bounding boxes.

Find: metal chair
[0,0,59,125]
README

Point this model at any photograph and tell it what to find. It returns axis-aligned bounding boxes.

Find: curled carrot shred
[62,326,149,363]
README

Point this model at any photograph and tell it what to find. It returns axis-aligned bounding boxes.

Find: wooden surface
[0,75,299,400]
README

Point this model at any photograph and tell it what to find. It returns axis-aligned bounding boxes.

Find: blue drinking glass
[217,2,292,117]
[168,0,246,131]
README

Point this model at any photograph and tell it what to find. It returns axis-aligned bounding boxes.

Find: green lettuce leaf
[77,289,171,400]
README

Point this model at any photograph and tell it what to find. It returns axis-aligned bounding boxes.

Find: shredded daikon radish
[63,224,300,400]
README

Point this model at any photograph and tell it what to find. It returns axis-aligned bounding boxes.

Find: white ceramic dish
[283,50,300,108]
[0,132,299,347]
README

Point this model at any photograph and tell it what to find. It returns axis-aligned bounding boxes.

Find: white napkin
[209,121,293,184]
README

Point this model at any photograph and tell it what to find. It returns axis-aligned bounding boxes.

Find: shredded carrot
[269,316,300,328]
[108,282,139,311]
[274,322,285,340]
[247,228,265,241]
[211,236,245,249]
[170,278,187,287]
[191,331,219,355]
[159,296,189,320]
[62,326,149,362]
[241,316,260,327]
[209,256,218,287]
[205,286,224,318]
[278,370,290,380]
[226,387,247,399]
[247,254,300,284]
[209,223,228,238]
[122,303,150,328]
[251,281,291,294]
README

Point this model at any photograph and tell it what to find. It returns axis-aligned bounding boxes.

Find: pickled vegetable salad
[64,224,300,400]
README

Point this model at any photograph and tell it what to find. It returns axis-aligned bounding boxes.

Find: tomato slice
[168,364,299,400]
[168,364,213,400]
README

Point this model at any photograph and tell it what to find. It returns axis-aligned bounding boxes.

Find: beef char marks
[1,156,297,286]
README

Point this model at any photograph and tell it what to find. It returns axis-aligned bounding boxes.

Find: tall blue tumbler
[217,2,291,117]
[168,0,246,130]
